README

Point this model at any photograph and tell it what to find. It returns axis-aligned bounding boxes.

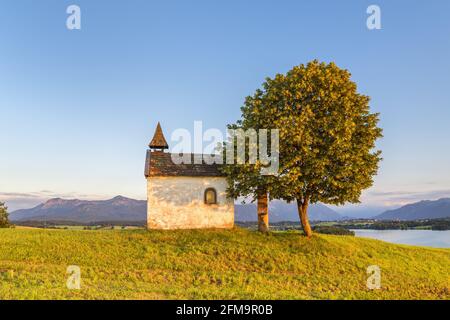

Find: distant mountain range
[10,196,344,223]
[375,198,450,220]
[13,196,449,223]
[11,196,146,223]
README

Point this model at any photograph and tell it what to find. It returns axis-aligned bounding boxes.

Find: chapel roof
[144,151,225,177]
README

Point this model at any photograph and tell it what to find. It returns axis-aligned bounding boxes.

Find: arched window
[204,188,217,205]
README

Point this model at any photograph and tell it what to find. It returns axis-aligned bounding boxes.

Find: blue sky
[0,0,449,215]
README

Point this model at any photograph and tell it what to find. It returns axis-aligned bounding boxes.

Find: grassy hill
[0,227,448,299]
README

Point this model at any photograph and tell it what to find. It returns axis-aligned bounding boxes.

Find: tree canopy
[0,201,10,228]
[224,60,382,236]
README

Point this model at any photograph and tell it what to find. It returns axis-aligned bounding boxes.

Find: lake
[352,229,450,248]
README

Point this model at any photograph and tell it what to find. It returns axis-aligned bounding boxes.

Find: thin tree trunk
[257,191,269,233]
[297,197,313,238]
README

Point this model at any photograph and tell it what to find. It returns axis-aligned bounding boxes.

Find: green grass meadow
[0,227,448,299]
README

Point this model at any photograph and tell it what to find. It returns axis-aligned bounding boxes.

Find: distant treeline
[236,221,304,231]
[14,218,450,231]
[13,220,146,228]
[335,218,450,231]
[236,221,355,235]
[236,219,450,232]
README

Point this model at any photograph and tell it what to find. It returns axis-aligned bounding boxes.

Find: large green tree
[0,202,10,228]
[233,60,382,237]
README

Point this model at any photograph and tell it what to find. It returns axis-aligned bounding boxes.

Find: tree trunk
[297,197,313,238]
[257,191,269,233]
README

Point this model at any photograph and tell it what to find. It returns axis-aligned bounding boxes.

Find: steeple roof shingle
[149,122,169,150]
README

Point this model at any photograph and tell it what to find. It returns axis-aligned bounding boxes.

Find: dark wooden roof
[149,122,169,149]
[144,151,225,177]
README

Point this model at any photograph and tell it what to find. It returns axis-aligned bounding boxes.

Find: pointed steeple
[149,122,169,150]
